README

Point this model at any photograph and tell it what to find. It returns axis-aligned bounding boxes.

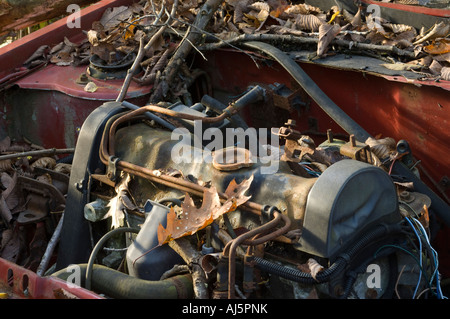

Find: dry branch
[198,33,416,59]
[149,0,223,103]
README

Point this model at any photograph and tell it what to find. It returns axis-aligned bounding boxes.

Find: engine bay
[0,0,449,301]
[47,85,446,299]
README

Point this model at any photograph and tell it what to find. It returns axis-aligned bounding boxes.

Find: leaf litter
[20,0,450,95]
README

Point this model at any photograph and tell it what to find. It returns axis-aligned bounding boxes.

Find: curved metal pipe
[223,211,291,299]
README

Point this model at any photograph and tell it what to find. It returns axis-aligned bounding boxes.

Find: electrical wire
[402,216,446,299]
[399,199,446,299]
[410,216,447,299]
[404,217,424,298]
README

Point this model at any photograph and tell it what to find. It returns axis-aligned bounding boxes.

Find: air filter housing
[297,159,400,261]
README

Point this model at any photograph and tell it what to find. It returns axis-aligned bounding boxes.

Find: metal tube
[121,101,177,131]
[36,213,64,276]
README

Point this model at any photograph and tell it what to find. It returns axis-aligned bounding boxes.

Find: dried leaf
[87,30,99,46]
[243,13,262,28]
[394,0,419,5]
[270,4,290,18]
[249,2,270,21]
[30,157,56,170]
[157,187,221,245]
[433,52,450,63]
[381,62,422,71]
[0,229,12,249]
[0,227,22,262]
[429,59,443,75]
[90,42,116,62]
[99,6,132,30]
[413,22,450,45]
[1,172,17,199]
[342,8,361,29]
[382,35,414,49]
[294,14,324,32]
[269,25,307,37]
[424,39,450,55]
[84,81,98,93]
[157,176,253,245]
[441,67,450,81]
[317,23,341,56]
[0,160,12,172]
[308,258,324,280]
[23,45,50,65]
[383,23,414,34]
[233,0,253,23]
[0,192,12,224]
[106,174,131,229]
[54,163,71,175]
[284,3,321,15]
[36,173,52,184]
[50,51,74,66]
[223,175,253,210]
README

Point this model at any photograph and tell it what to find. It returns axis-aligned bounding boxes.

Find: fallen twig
[116,0,179,102]
[198,33,416,59]
[0,148,74,161]
[149,0,222,103]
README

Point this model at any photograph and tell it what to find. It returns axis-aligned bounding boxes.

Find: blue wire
[411,217,447,299]
[405,217,423,298]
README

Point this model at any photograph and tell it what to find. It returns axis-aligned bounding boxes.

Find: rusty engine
[42,82,445,300]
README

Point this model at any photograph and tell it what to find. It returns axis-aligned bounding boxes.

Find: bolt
[327,129,334,143]
[349,134,356,147]
[400,191,414,203]
[285,119,296,127]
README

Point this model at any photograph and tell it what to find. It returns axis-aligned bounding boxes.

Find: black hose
[51,263,194,299]
[85,227,140,291]
[242,41,371,143]
[254,223,403,285]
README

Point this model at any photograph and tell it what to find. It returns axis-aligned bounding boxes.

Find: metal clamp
[107,156,120,182]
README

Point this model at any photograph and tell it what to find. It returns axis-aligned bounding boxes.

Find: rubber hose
[51,264,194,299]
[85,227,140,291]
[241,41,371,143]
[254,223,403,284]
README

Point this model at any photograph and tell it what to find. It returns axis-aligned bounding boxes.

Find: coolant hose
[51,264,194,299]
[254,223,403,284]
[241,41,371,143]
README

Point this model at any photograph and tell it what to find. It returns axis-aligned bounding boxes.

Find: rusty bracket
[340,134,373,164]
[91,156,120,187]
[267,83,309,113]
[16,175,66,224]
[275,120,316,164]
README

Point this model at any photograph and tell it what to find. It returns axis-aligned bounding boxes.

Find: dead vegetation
[18,0,449,104]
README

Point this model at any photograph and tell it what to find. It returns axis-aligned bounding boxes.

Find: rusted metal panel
[0,0,135,80]
[0,258,103,299]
